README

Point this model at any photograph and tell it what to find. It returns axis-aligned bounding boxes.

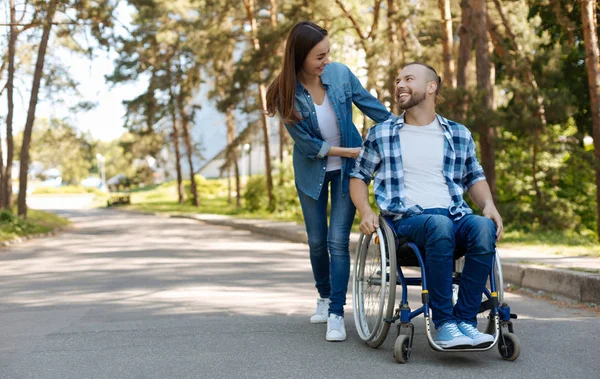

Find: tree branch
[0,21,78,27]
[491,0,516,42]
[335,0,366,40]
[366,0,382,40]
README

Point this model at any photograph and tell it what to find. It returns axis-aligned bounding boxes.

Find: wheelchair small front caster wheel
[498,332,520,361]
[393,335,411,363]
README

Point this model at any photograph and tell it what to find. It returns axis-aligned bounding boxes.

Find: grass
[498,230,600,257]
[32,185,106,196]
[122,179,600,257]
[123,180,307,223]
[0,209,70,242]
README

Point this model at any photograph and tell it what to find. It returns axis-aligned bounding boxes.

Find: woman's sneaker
[458,322,494,347]
[310,298,330,324]
[326,314,346,342]
[434,322,473,349]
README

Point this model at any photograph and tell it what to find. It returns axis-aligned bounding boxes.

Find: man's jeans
[297,170,356,317]
[393,208,496,328]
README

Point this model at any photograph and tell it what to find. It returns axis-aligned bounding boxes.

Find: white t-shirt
[314,95,341,171]
[399,118,452,209]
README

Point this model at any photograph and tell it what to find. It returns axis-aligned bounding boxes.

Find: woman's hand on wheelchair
[359,211,380,235]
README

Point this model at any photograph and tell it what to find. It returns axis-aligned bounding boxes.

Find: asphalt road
[0,204,598,378]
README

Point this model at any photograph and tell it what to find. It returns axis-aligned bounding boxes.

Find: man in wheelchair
[350,62,503,349]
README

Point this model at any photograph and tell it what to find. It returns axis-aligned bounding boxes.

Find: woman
[266,21,391,342]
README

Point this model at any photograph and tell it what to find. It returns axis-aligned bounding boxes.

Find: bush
[243,175,268,211]
[0,209,34,234]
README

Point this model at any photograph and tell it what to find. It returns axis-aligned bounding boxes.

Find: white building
[198,118,281,180]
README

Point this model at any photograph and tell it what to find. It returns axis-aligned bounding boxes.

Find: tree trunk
[17,0,57,218]
[386,0,402,114]
[226,107,241,208]
[178,98,199,207]
[581,0,600,239]
[167,73,185,204]
[2,0,17,209]
[438,0,456,89]
[361,113,370,140]
[457,0,472,121]
[243,0,274,210]
[472,0,497,201]
[278,118,286,163]
[270,0,287,182]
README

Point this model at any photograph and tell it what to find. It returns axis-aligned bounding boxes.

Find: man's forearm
[468,180,495,210]
[350,178,374,216]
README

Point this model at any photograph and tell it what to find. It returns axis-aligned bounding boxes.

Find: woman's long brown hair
[266,21,328,125]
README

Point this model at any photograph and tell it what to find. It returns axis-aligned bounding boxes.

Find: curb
[190,213,600,305]
[177,214,309,244]
[502,263,600,304]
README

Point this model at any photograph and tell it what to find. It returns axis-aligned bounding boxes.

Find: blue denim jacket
[284,62,392,200]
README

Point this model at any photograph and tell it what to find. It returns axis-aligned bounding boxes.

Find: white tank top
[314,95,341,171]
[399,118,452,209]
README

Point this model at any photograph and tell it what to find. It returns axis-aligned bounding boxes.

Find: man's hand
[482,205,504,240]
[359,211,380,235]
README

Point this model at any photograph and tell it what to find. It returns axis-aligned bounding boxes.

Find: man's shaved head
[402,62,441,95]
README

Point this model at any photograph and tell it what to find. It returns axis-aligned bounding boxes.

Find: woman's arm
[327,146,361,159]
[284,118,330,159]
[285,118,361,159]
[348,67,392,123]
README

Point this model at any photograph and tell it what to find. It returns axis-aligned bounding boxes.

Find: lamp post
[96,153,107,192]
[243,143,251,177]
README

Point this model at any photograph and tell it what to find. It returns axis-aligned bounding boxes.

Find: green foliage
[0,209,70,242]
[16,118,93,185]
[243,176,268,212]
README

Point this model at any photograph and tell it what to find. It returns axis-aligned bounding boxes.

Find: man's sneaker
[434,322,473,349]
[458,321,494,347]
[326,314,346,342]
[310,298,330,324]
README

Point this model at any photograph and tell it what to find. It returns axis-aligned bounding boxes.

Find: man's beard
[397,90,426,110]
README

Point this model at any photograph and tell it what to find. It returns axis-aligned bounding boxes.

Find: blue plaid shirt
[350,113,486,220]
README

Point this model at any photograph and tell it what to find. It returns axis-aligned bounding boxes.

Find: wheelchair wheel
[393,335,410,363]
[352,219,397,347]
[498,332,520,361]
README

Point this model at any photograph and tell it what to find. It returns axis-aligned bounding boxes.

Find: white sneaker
[310,298,330,324]
[326,314,346,342]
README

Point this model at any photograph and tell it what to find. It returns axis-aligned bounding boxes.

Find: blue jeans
[297,170,356,317]
[393,208,496,329]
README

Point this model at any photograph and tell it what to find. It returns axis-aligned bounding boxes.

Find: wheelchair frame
[352,216,520,363]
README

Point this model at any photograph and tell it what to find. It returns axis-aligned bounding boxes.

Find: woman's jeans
[297,170,356,317]
[393,208,496,329]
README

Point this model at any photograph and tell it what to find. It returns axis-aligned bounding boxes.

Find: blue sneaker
[458,322,494,347]
[434,322,473,349]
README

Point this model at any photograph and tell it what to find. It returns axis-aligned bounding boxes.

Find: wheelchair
[352,215,520,363]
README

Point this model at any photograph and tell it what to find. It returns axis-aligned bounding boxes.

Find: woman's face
[301,36,331,77]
